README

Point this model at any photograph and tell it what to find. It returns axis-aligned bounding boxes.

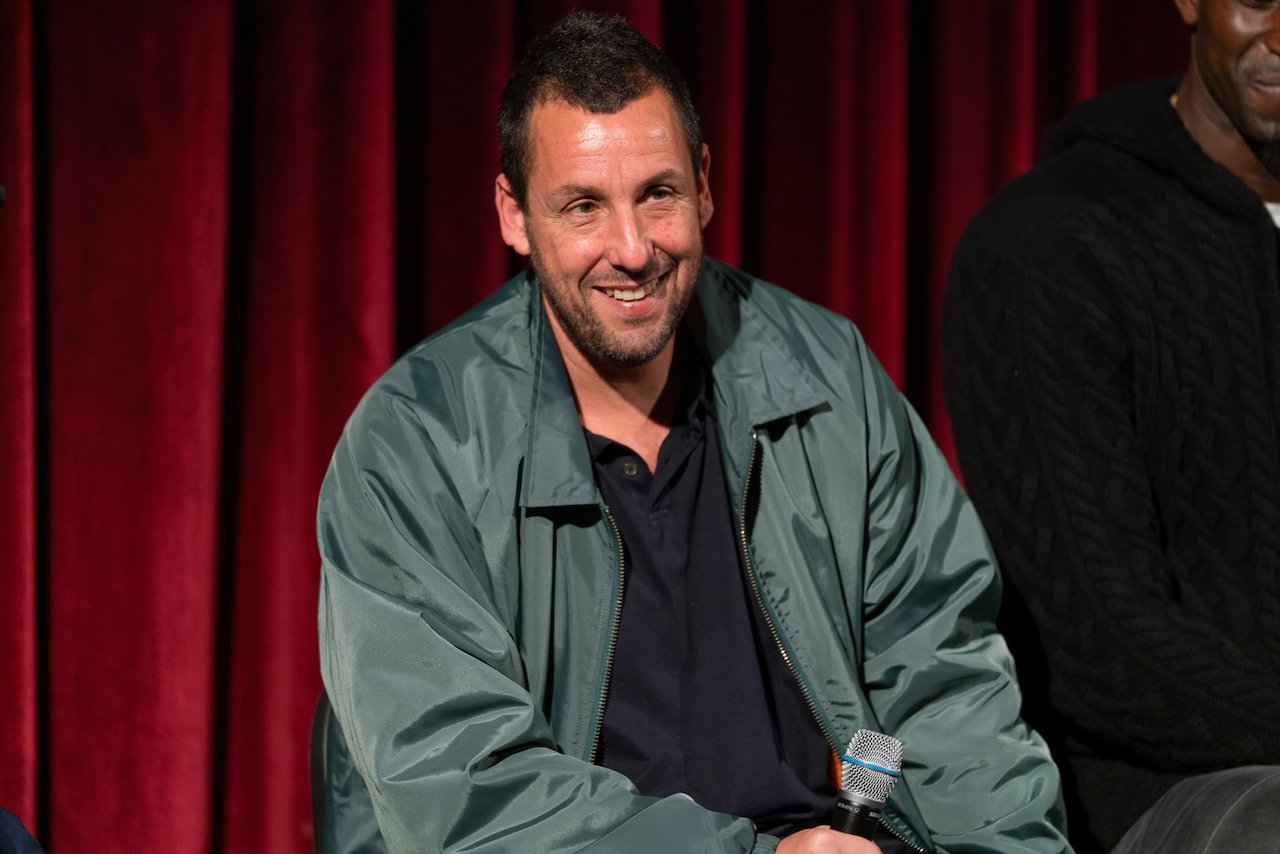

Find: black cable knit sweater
[942,77,1280,853]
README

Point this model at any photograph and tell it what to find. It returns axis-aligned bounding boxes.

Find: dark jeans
[1111,766,1280,854]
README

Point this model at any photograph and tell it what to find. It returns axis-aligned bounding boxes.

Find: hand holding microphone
[777,729,903,853]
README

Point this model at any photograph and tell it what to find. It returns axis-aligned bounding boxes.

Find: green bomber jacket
[317,258,1071,853]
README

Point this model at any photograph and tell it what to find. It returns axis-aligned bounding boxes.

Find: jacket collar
[520,259,826,509]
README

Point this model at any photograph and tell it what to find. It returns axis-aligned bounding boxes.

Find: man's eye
[569,200,598,215]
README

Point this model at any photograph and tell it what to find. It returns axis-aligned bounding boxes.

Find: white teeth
[603,280,659,301]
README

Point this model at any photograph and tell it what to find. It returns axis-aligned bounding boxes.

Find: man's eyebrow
[547,183,600,202]
[643,168,686,187]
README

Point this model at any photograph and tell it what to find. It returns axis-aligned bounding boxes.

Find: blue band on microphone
[841,755,901,777]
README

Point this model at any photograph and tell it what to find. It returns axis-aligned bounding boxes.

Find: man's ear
[1174,0,1198,27]
[495,174,531,256]
[696,144,714,230]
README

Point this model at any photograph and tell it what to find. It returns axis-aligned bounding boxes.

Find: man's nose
[604,206,652,273]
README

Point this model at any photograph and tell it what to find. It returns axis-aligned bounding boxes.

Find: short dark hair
[497,12,703,209]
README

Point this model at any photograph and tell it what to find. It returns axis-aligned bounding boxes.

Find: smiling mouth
[603,281,657,301]
[599,272,666,302]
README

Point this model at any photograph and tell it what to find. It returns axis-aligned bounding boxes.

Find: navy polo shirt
[585,359,835,838]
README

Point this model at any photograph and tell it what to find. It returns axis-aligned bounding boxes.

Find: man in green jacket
[317,12,1069,854]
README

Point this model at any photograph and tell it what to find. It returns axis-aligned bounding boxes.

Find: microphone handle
[830,791,883,839]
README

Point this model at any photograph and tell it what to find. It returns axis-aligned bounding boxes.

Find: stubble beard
[1231,57,1280,180]
[531,244,703,370]
[1236,93,1280,180]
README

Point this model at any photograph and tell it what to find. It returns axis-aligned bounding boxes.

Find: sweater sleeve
[940,239,1280,772]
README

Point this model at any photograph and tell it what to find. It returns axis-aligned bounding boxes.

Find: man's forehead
[525,91,691,181]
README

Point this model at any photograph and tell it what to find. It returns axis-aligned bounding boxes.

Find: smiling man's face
[496,87,714,371]
[1184,0,1280,152]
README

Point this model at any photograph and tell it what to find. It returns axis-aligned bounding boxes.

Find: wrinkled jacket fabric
[318,259,1071,853]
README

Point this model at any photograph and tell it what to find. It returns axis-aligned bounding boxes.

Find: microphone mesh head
[840,729,903,803]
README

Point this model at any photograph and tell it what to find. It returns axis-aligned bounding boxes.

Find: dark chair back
[309,689,385,853]
[309,690,334,853]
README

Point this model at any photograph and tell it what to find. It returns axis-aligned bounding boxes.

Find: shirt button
[623,461,639,477]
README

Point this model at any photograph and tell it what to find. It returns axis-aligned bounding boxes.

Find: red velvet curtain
[1,2,1185,850]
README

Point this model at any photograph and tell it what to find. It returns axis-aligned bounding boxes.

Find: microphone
[830,729,903,840]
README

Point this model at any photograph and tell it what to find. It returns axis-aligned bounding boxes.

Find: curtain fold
[747,0,911,382]
[407,1,516,339]
[0,1,1186,850]
[218,1,396,848]
[43,1,234,850]
[0,0,37,829]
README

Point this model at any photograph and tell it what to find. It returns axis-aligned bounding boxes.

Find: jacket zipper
[879,817,926,852]
[587,505,626,765]
[737,431,927,853]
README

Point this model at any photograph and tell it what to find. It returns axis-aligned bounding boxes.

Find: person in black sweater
[942,2,1280,852]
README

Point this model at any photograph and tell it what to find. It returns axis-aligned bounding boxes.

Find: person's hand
[776,826,882,853]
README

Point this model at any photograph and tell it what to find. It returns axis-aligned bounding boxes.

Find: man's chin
[590,327,676,369]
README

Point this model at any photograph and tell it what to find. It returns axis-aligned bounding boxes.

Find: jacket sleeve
[940,242,1280,771]
[317,387,776,854]
[853,332,1072,854]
